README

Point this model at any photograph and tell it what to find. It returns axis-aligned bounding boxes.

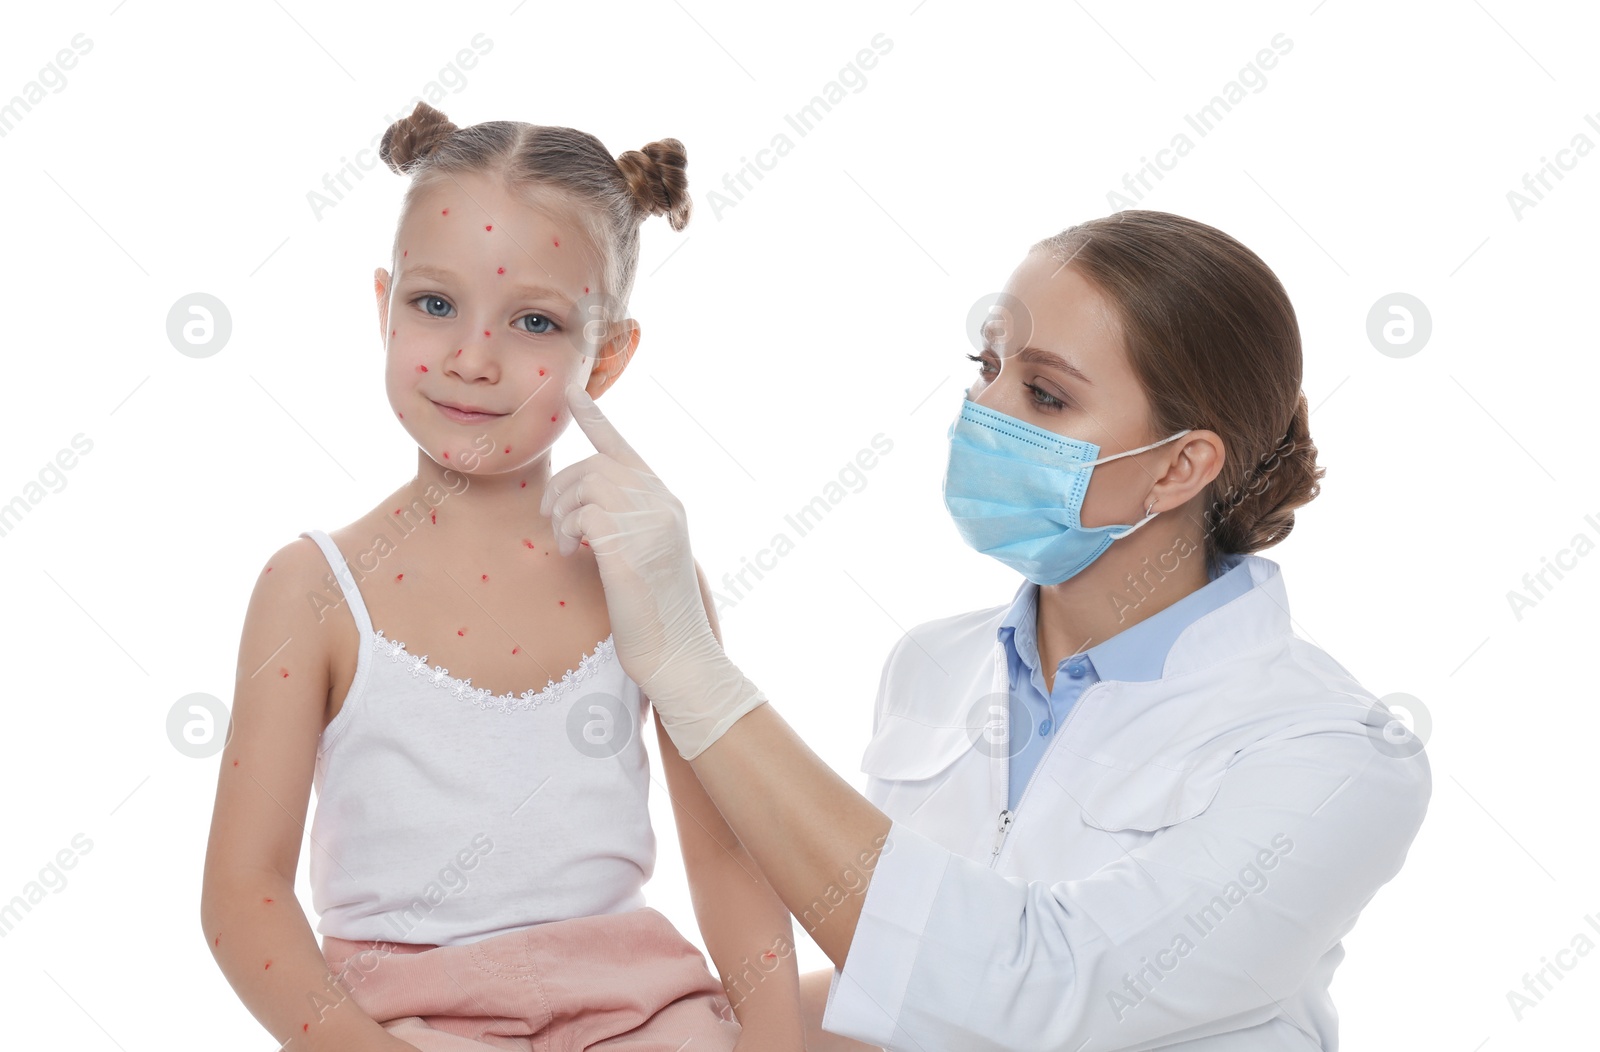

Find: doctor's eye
[965,352,997,378]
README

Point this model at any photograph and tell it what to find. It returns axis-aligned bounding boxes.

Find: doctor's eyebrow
[987,343,1095,386]
[401,263,575,307]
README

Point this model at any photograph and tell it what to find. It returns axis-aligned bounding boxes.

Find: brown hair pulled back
[376,101,690,320]
[1032,210,1325,575]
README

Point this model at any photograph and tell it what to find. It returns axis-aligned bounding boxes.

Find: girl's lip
[432,400,505,422]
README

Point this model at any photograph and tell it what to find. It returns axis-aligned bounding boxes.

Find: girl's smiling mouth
[431,398,507,422]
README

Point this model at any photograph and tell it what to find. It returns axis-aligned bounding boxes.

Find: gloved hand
[540,384,769,760]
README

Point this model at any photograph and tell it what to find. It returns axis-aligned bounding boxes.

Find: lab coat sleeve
[820,727,1432,1051]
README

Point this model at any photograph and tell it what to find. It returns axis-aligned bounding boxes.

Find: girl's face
[375,171,634,474]
[965,250,1173,530]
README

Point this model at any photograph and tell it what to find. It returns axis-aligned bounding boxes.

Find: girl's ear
[587,320,641,399]
[374,267,391,346]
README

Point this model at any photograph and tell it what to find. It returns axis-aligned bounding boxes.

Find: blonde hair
[378,101,690,322]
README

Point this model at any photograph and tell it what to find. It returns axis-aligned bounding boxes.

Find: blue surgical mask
[942,393,1192,585]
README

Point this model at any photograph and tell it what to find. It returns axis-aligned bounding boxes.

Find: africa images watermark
[709,433,894,617]
[706,32,894,220]
[1106,32,1293,208]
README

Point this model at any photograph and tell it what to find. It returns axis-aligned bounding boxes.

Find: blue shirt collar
[997,551,1254,683]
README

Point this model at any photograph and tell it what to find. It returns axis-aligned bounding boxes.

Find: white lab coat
[821,554,1430,1051]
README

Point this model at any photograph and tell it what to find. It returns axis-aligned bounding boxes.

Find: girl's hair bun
[615,138,691,231]
[379,101,460,175]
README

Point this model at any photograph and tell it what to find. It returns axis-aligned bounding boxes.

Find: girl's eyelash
[410,294,564,335]
[964,353,1067,411]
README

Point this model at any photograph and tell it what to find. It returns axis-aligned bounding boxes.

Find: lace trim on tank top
[372,628,616,714]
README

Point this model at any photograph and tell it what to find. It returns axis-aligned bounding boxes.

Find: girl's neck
[400,449,560,550]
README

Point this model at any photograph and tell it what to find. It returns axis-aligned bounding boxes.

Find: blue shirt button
[1067,661,1086,679]
[1039,718,1052,736]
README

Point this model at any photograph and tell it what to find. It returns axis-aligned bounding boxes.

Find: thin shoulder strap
[299,529,374,638]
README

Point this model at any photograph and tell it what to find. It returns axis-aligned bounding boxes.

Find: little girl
[200,102,805,1052]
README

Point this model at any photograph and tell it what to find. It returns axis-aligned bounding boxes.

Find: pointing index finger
[563,384,644,468]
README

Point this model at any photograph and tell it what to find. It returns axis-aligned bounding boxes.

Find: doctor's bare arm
[646,559,806,1050]
[199,539,410,1052]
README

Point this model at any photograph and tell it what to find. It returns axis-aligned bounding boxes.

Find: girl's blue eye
[518,313,556,335]
[420,295,451,317]
[410,295,561,336]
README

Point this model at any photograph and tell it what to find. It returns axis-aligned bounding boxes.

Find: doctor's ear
[1150,429,1226,512]
[585,319,641,401]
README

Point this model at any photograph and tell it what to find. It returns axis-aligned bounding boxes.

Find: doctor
[540,209,1432,1051]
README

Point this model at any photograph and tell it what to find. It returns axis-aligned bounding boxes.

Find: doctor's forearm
[685,700,893,969]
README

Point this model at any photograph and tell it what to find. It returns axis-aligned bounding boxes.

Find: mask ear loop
[1089,427,1191,540]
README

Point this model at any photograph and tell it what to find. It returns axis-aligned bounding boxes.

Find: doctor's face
[965,250,1167,530]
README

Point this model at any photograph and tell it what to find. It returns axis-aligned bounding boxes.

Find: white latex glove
[539,384,769,760]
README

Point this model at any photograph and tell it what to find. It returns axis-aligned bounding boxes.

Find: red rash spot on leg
[303,1024,310,1032]
[232,759,239,767]
[403,250,407,258]
[398,412,403,419]
[580,539,589,547]
[265,566,272,573]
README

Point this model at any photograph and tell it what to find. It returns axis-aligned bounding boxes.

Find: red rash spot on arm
[524,539,534,548]
[403,250,407,257]
[580,539,589,547]
[398,412,403,419]
[303,1024,310,1032]
[232,759,239,767]
[265,566,272,573]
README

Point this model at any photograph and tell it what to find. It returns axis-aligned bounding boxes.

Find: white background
[1,0,1595,1048]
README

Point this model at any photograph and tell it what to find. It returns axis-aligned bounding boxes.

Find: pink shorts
[319,906,742,1051]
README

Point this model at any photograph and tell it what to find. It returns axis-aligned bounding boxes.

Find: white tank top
[299,529,655,946]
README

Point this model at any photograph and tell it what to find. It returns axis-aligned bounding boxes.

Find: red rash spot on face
[553,237,560,247]
[504,447,511,453]
[279,668,289,678]
[520,480,526,488]
[264,960,272,970]
[418,365,428,373]
[485,224,493,231]
[559,600,565,607]
[303,1024,310,1032]
[442,208,449,215]
[511,646,519,655]
[481,574,488,581]
[431,510,436,524]
[443,451,449,459]
[263,898,274,904]
[396,574,404,581]
[538,368,545,376]
[551,415,557,421]
[456,348,463,357]
[484,330,491,337]
[458,628,466,636]
[215,935,221,945]
[524,539,534,548]
[584,286,590,294]
[497,267,505,274]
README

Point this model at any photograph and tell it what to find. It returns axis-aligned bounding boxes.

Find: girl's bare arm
[647,561,806,1050]
[199,538,406,1051]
